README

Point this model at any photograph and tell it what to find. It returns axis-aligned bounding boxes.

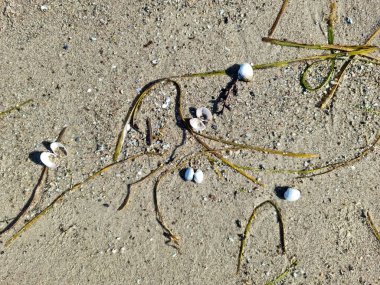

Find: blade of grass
[252,47,376,70]
[0,99,33,117]
[262,38,376,52]
[265,258,298,285]
[366,211,380,242]
[237,200,285,274]
[268,0,289,37]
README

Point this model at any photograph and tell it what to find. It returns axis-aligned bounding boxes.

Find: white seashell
[193,169,204,184]
[238,63,254,82]
[124,123,131,132]
[196,107,213,123]
[284,187,301,202]
[189,118,206,132]
[184,167,194,181]
[50,142,67,157]
[40,152,58,169]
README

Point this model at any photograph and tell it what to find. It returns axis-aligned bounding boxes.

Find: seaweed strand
[237,200,285,274]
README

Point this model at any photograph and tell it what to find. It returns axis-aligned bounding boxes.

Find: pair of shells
[189,107,213,132]
[184,167,204,184]
[40,142,67,169]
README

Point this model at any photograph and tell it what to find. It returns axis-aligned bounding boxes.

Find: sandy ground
[0,0,379,284]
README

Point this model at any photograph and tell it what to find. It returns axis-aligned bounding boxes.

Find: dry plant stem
[237,200,285,274]
[300,132,380,177]
[205,152,223,180]
[152,151,207,250]
[320,25,380,109]
[268,0,289,37]
[153,169,181,251]
[366,211,380,242]
[261,38,377,53]
[5,152,157,246]
[252,47,376,70]
[0,126,67,237]
[264,258,298,285]
[0,168,48,236]
[197,132,318,159]
[0,99,33,117]
[117,163,165,211]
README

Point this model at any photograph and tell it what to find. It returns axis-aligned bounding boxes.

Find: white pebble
[40,5,48,11]
[238,63,254,82]
[184,167,194,181]
[193,169,204,184]
[284,187,301,202]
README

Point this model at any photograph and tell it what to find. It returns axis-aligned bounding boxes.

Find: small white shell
[184,167,195,181]
[189,118,206,132]
[124,123,131,132]
[193,169,204,184]
[50,142,67,156]
[40,152,58,169]
[284,187,301,202]
[238,63,254,82]
[196,107,213,123]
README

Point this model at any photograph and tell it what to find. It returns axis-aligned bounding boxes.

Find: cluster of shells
[40,142,67,169]
[189,107,213,132]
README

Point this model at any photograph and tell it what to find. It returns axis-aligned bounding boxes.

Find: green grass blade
[237,200,285,274]
[265,258,298,285]
[0,99,33,117]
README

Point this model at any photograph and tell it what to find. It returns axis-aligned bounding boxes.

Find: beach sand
[0,0,379,284]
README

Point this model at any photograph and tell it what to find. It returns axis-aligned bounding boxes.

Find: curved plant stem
[117,163,165,211]
[5,152,159,246]
[237,200,285,274]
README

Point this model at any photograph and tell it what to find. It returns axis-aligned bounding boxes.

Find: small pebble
[284,187,301,202]
[193,169,204,183]
[184,167,194,181]
[40,4,48,11]
[345,17,353,25]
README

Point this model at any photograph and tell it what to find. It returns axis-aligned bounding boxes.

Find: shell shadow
[274,186,289,200]
[29,151,44,166]
[211,64,240,115]
[178,168,188,181]
[42,141,53,152]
